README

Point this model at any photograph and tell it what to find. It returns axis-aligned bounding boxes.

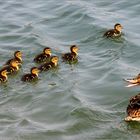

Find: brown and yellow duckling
[4,51,22,66]
[38,56,59,72]
[103,23,123,38]
[0,69,8,83]
[21,67,40,82]
[1,60,20,75]
[125,93,140,121]
[34,47,51,63]
[124,73,140,87]
[62,45,79,62]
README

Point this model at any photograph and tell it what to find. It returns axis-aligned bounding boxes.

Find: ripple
[0,0,140,139]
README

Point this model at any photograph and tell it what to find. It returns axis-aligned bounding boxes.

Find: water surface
[0,0,140,140]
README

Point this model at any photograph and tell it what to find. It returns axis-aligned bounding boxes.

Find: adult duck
[125,93,140,121]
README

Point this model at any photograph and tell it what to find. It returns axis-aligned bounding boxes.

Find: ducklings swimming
[62,45,79,62]
[21,67,40,82]
[125,93,140,121]
[0,69,8,83]
[39,56,59,72]
[1,60,20,75]
[124,73,140,87]
[103,23,123,38]
[4,51,22,66]
[34,47,51,63]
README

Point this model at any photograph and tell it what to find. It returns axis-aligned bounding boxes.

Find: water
[0,0,140,139]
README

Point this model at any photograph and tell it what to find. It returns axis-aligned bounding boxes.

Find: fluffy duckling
[34,47,51,63]
[62,45,79,62]
[124,73,140,87]
[103,23,123,38]
[39,56,59,72]
[1,60,20,75]
[21,67,40,82]
[4,51,22,66]
[125,93,140,121]
[0,69,8,83]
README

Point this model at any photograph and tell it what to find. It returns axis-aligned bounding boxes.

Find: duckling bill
[34,47,51,63]
[21,67,40,82]
[62,45,79,63]
[124,73,140,87]
[103,23,123,38]
[38,56,59,72]
[125,93,140,121]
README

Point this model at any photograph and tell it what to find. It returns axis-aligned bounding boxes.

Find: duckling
[1,60,20,75]
[0,69,8,83]
[39,56,59,72]
[125,93,140,121]
[103,23,123,38]
[4,51,22,66]
[34,47,51,63]
[21,67,40,82]
[62,45,79,62]
[124,73,140,87]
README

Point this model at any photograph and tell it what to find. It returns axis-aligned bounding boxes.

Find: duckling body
[62,45,78,62]
[124,73,140,87]
[39,56,59,72]
[1,60,20,75]
[0,69,8,83]
[4,51,22,66]
[104,23,123,38]
[125,93,140,121]
[34,47,51,63]
[21,67,40,82]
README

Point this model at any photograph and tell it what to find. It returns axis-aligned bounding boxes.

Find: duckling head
[14,51,22,59]
[70,45,79,55]
[43,47,51,55]
[10,60,20,69]
[31,67,40,76]
[0,69,8,77]
[51,56,59,66]
[114,23,123,32]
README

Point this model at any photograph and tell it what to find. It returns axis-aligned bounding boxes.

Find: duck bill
[125,116,140,121]
[125,83,139,87]
[124,79,138,84]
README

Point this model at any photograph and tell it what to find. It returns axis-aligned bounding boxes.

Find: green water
[0,0,140,139]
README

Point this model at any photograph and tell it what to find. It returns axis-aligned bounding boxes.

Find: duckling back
[21,73,38,82]
[62,52,77,62]
[34,53,51,63]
